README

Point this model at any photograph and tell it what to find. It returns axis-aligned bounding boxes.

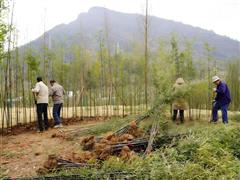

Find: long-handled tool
[209,89,216,123]
[32,91,37,105]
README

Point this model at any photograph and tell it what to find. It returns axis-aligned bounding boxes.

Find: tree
[180,40,196,80]
[1,0,14,129]
[226,59,240,111]
[144,0,149,109]
[170,34,180,78]
[0,0,8,61]
[0,0,9,130]
[204,42,214,110]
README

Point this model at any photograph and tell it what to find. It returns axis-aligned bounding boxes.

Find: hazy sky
[13,0,240,46]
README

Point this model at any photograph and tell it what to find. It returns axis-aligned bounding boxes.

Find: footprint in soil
[34,152,41,156]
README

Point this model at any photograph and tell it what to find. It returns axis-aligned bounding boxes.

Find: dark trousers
[172,110,184,123]
[53,103,63,125]
[212,102,229,124]
[37,103,49,131]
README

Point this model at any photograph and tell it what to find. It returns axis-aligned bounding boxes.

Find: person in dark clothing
[211,76,231,124]
[32,77,49,132]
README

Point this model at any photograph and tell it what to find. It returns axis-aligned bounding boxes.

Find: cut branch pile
[37,133,187,174]
[38,114,187,175]
[37,154,96,175]
[38,120,146,174]
[79,120,145,161]
[114,114,149,135]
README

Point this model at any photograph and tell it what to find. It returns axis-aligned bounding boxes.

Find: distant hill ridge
[24,7,240,60]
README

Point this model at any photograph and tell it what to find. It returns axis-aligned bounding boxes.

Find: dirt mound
[72,151,95,163]
[118,134,134,142]
[119,146,135,160]
[43,154,58,169]
[37,154,58,175]
[105,132,117,141]
[98,146,112,160]
[127,121,143,138]
[51,132,65,139]
[81,135,96,150]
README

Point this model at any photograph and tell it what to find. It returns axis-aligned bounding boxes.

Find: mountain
[24,7,240,60]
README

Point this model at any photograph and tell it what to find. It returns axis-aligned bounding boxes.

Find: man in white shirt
[32,77,49,132]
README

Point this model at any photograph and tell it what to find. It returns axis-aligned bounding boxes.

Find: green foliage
[48,167,99,179]
[169,35,196,80]
[188,80,209,109]
[101,156,131,173]
[26,53,40,72]
[145,125,240,179]
[176,139,200,162]
[152,49,172,104]
[180,40,196,80]
[226,59,240,111]
[170,34,180,78]
[228,112,240,122]
[0,0,8,61]
[171,83,190,100]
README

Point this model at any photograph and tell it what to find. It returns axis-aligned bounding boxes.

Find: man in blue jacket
[211,76,231,124]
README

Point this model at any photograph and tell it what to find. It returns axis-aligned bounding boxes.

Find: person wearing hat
[211,76,231,124]
[32,77,49,132]
[172,78,189,124]
[49,80,65,128]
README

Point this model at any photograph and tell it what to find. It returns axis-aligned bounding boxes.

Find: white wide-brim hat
[212,76,220,83]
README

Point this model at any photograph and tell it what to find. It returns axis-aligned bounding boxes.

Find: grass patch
[228,112,240,122]
[83,115,137,136]
[0,167,8,179]
[0,151,18,159]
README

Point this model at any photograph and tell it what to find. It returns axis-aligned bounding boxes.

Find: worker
[32,76,49,132]
[172,77,189,124]
[211,76,231,124]
[49,80,65,128]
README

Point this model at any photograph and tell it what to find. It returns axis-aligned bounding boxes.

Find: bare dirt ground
[0,117,111,178]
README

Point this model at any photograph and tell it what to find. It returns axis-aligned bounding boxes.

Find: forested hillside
[22,7,240,61]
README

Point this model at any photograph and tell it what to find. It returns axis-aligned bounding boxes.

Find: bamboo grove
[1,0,240,131]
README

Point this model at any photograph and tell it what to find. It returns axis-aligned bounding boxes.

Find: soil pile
[37,154,58,174]
[71,151,95,163]
[51,132,66,139]
[127,121,143,138]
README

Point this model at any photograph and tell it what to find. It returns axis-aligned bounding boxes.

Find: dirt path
[0,119,108,178]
